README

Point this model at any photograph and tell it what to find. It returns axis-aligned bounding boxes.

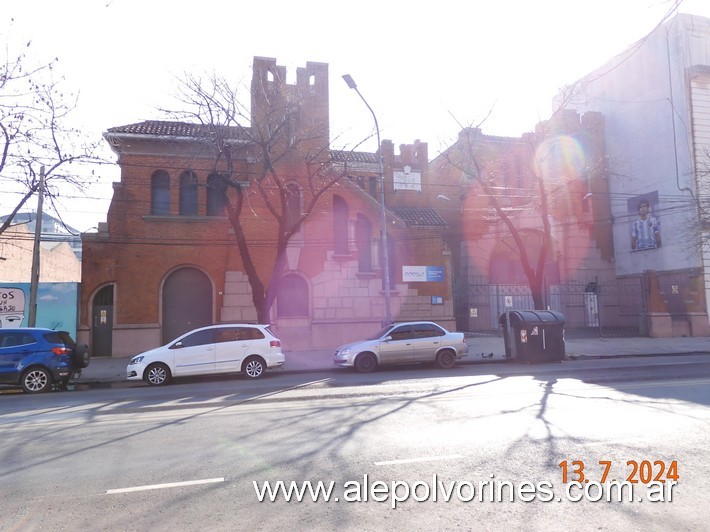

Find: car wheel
[243,356,265,379]
[72,344,91,368]
[145,363,171,386]
[436,349,456,369]
[355,352,377,373]
[21,367,52,393]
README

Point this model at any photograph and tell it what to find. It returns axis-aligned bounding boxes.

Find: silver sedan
[334,321,468,373]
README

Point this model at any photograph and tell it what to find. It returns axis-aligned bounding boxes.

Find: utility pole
[28,166,45,327]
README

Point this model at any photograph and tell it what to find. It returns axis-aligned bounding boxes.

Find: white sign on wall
[402,266,445,282]
[393,165,421,192]
[402,266,427,282]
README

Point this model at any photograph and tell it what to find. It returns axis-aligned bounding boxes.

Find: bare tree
[0,40,102,235]
[440,88,607,310]
[687,145,710,248]
[162,71,346,322]
[442,132,551,309]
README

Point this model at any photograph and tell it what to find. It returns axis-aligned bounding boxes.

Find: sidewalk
[76,335,710,384]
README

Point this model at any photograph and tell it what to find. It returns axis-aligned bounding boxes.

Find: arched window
[333,195,349,255]
[151,170,170,215]
[277,274,309,317]
[285,183,301,231]
[383,232,397,290]
[355,214,372,272]
[179,171,198,215]
[207,173,227,216]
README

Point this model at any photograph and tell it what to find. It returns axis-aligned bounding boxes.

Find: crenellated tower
[251,57,330,150]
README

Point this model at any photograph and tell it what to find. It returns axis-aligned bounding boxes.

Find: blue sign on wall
[426,266,445,282]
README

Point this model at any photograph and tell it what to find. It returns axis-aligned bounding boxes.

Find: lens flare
[533,135,586,183]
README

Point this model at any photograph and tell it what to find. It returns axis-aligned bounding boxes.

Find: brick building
[79,57,454,356]
[431,110,623,333]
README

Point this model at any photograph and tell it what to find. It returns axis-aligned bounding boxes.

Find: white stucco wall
[570,13,710,277]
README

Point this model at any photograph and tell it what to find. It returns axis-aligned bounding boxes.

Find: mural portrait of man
[629,193,661,251]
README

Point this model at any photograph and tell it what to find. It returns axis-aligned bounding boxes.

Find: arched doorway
[162,268,213,344]
[276,274,309,317]
[91,285,114,357]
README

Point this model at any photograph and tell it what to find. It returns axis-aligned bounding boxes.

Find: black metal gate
[91,284,114,356]
[459,276,642,337]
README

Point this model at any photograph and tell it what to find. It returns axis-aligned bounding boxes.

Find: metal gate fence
[458,276,643,337]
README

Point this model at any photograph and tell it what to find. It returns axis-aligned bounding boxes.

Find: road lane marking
[375,454,462,466]
[106,477,225,494]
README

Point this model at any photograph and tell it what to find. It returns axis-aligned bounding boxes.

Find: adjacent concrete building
[0,221,80,283]
[568,13,710,336]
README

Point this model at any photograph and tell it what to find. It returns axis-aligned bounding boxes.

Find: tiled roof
[106,120,251,141]
[330,150,379,164]
[392,207,447,227]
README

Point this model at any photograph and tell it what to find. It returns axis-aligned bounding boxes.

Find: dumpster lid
[498,310,566,325]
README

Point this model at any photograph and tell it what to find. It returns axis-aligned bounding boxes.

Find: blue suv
[0,328,91,393]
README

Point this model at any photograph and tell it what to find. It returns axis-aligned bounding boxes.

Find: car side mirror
[383,335,392,342]
[173,341,184,349]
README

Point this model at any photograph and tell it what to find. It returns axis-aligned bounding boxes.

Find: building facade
[80,16,710,356]
[567,13,710,336]
[0,221,81,283]
[431,111,621,334]
[79,57,454,356]
[0,222,81,335]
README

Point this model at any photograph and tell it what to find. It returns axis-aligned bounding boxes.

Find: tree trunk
[526,269,546,310]
[226,209,266,323]
[531,288,545,311]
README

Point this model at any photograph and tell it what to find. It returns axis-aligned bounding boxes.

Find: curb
[72,351,710,385]
[566,351,710,360]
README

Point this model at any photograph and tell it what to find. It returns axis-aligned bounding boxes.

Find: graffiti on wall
[0,283,78,337]
[0,287,25,327]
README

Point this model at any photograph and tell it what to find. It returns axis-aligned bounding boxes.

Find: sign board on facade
[505,295,513,307]
[402,266,445,282]
[470,308,478,318]
[431,296,443,305]
[393,165,422,192]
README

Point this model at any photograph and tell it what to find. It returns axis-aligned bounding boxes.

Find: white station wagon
[127,324,285,385]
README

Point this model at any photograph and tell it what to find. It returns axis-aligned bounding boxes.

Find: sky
[3,0,710,233]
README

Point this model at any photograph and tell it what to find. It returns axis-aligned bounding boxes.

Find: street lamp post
[342,74,392,326]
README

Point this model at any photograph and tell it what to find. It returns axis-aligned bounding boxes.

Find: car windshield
[366,325,395,341]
